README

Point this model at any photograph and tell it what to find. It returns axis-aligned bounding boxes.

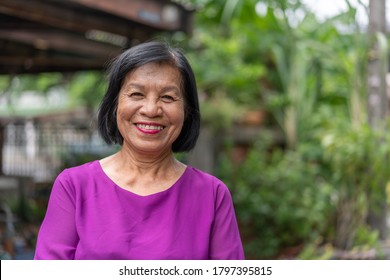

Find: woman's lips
[135,123,165,134]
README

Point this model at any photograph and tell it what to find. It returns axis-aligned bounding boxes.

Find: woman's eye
[161,95,175,102]
[128,92,143,98]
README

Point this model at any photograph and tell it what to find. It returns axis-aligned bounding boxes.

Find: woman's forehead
[122,62,183,88]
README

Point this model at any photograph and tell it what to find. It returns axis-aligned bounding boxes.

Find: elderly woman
[34,41,244,260]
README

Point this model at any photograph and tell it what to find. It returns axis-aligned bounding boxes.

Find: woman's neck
[115,146,179,175]
[100,147,186,195]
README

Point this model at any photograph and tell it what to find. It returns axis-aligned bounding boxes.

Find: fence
[2,121,115,182]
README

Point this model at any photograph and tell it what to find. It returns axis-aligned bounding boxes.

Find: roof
[0,0,193,74]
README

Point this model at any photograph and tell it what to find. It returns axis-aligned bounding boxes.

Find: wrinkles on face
[116,62,185,157]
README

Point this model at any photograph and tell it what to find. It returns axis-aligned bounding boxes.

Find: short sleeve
[209,181,245,260]
[34,170,79,260]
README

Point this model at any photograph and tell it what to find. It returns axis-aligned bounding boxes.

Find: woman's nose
[140,97,162,117]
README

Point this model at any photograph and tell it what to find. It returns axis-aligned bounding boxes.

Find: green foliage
[200,95,244,130]
[218,137,333,259]
[0,70,105,116]
[218,119,390,258]
[265,2,367,148]
[321,121,390,249]
[297,242,334,260]
[190,0,388,258]
[0,73,64,113]
[67,71,105,109]
[353,225,380,250]
[7,195,42,224]
[0,75,11,91]
[187,27,266,107]
[322,124,390,192]
[4,73,63,94]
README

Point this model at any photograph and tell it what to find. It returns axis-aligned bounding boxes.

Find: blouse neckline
[94,160,190,198]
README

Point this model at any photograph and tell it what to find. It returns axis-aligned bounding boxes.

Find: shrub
[218,137,332,259]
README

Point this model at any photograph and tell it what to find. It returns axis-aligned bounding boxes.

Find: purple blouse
[34,161,244,260]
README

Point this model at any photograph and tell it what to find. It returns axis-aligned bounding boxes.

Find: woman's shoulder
[52,160,110,199]
[65,160,100,172]
[185,165,219,180]
[55,160,102,185]
[182,166,234,208]
[184,166,230,192]
[59,160,99,176]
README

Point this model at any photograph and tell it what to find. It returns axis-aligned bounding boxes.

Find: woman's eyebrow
[123,82,144,90]
[125,83,180,93]
[160,85,180,94]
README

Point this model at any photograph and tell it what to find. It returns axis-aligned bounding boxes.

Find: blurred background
[0,0,390,260]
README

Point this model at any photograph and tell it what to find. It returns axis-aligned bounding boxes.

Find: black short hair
[97,41,200,152]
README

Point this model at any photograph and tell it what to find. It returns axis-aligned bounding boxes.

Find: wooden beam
[0,0,155,39]
[0,0,193,74]
[0,56,106,74]
[0,30,122,58]
[67,0,190,31]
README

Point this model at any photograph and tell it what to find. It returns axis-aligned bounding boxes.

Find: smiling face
[116,61,185,156]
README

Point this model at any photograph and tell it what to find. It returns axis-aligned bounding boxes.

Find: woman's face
[116,62,185,155]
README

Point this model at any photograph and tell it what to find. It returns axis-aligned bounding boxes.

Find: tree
[366,0,388,240]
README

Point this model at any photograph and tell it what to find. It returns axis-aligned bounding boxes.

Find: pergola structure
[0,0,194,175]
[0,0,193,74]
